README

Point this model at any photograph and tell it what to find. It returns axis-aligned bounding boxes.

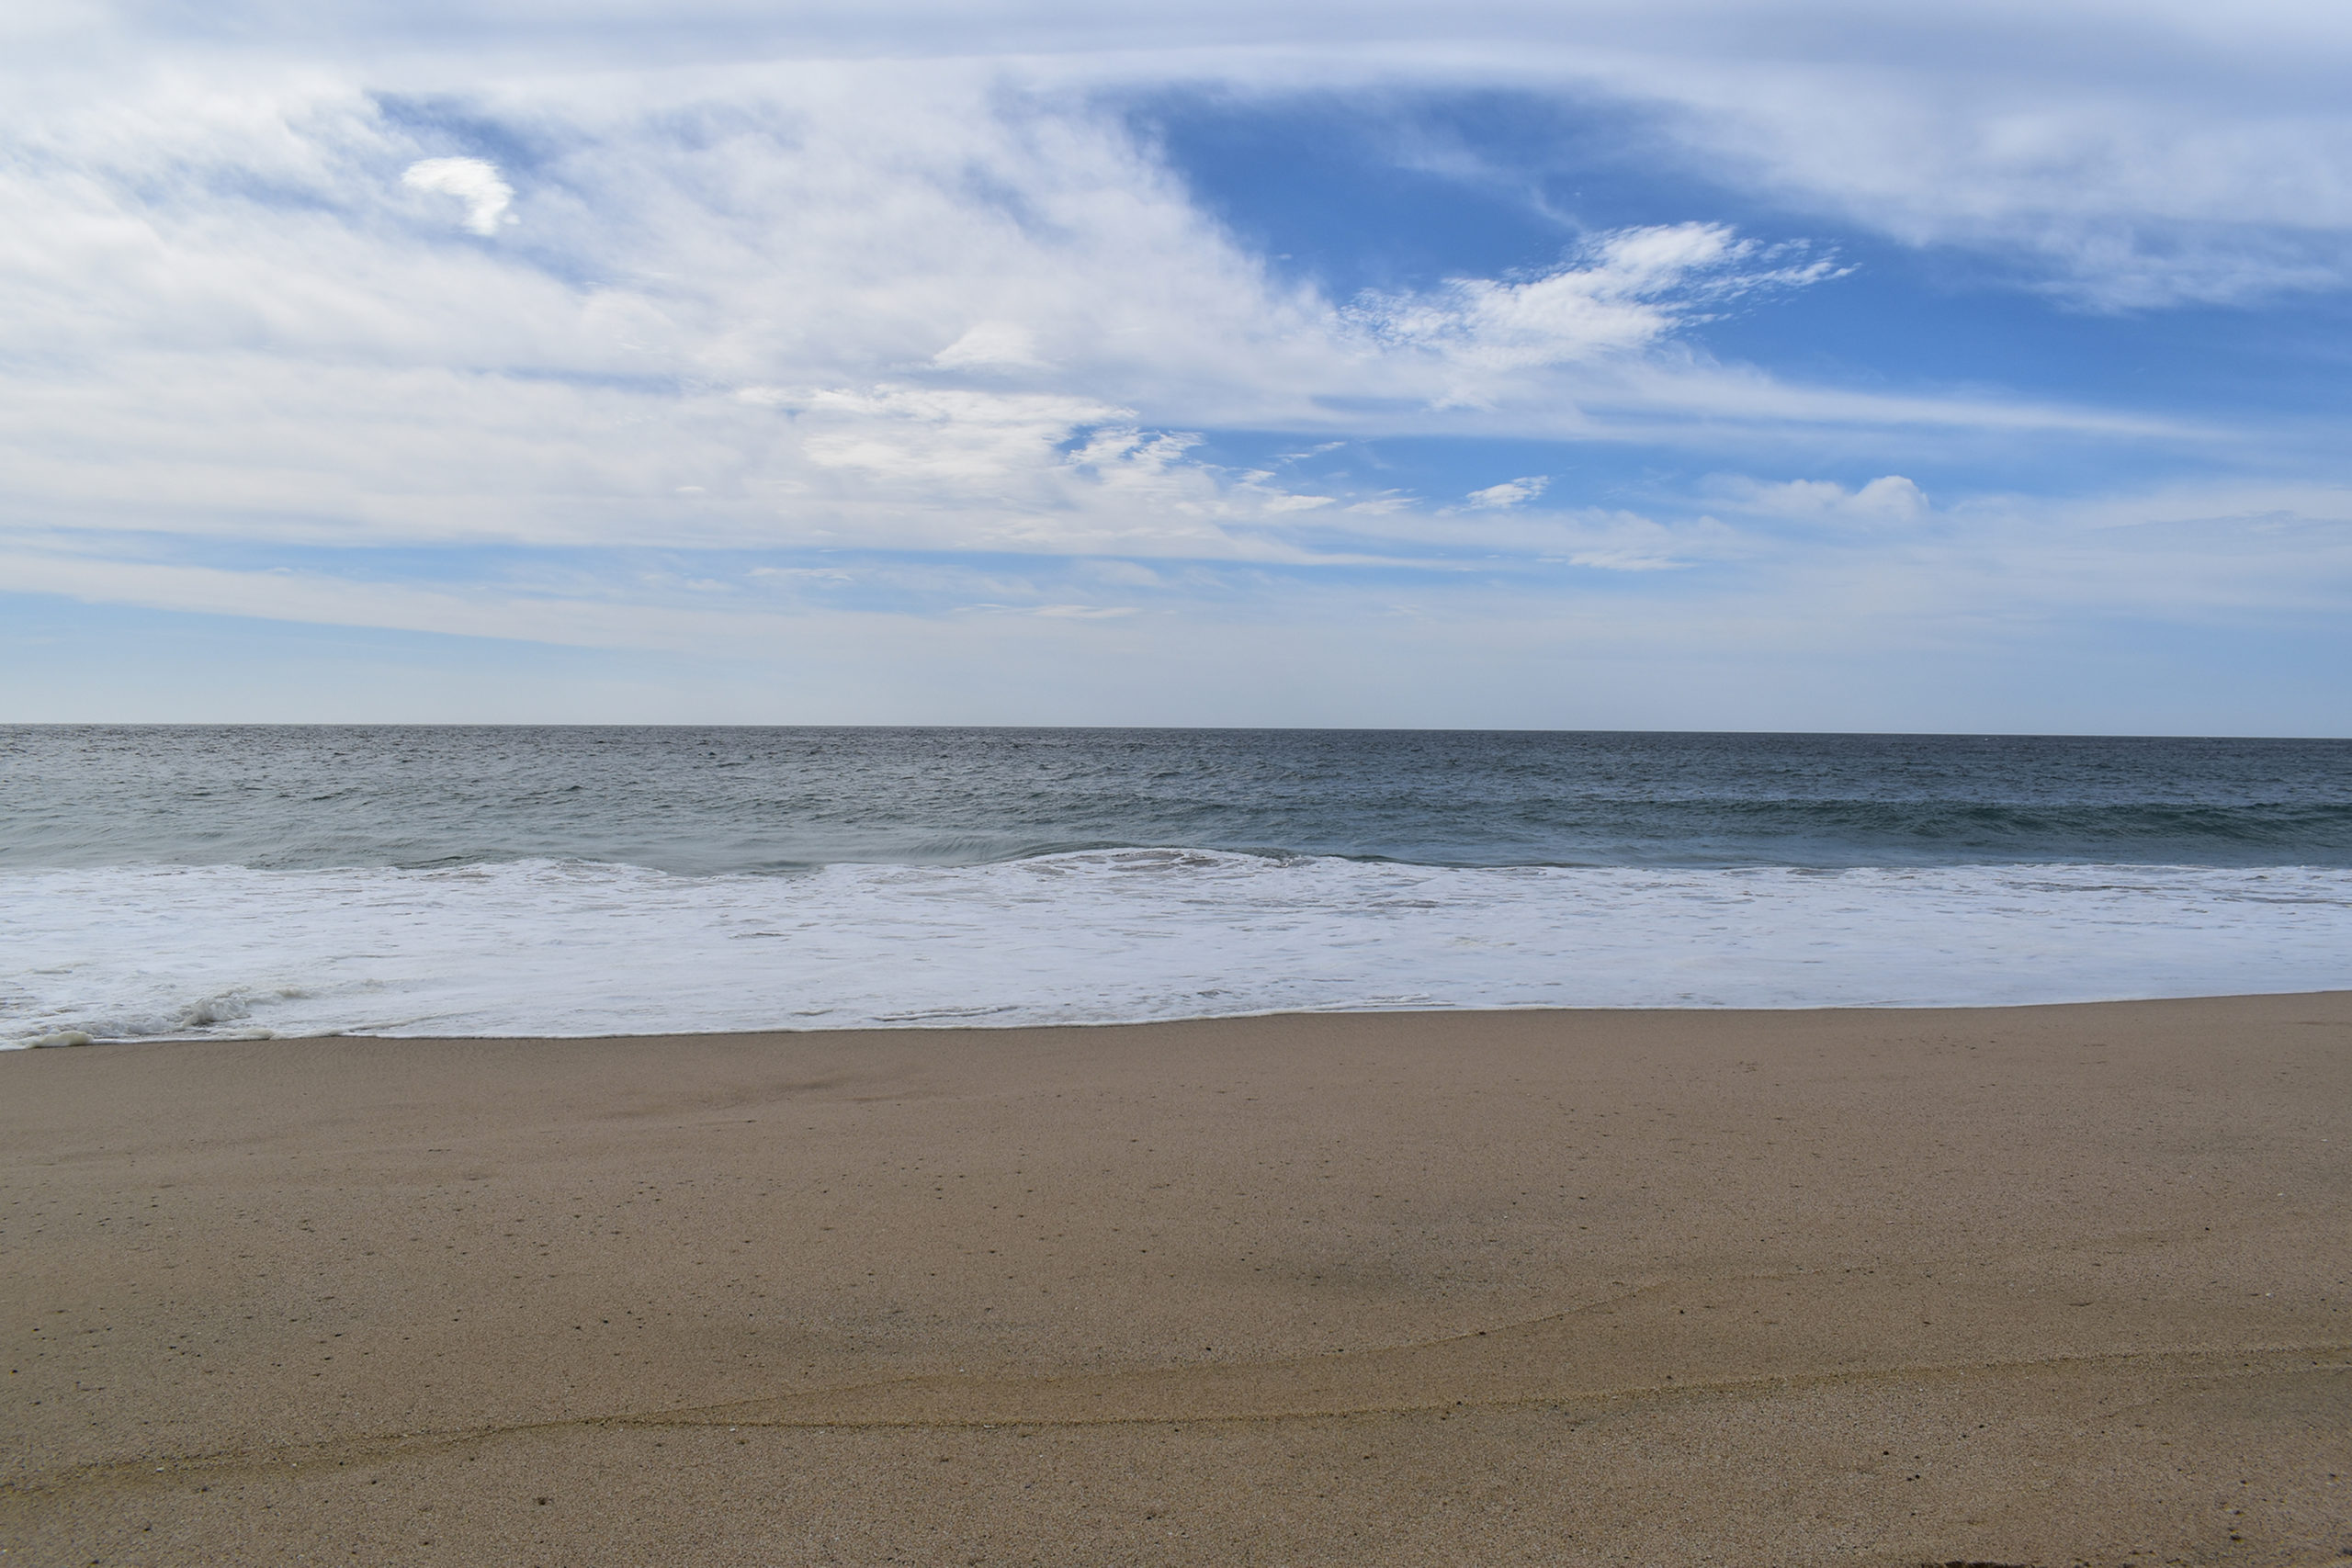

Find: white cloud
[749,566,852,583]
[17,469,2338,662]
[2,66,2159,466]
[1713,475,1929,525]
[1321,499,1745,571]
[1611,75,2352,310]
[1465,476,1548,508]
[401,156,514,235]
[29,4,2352,312]
[1350,224,1842,402]
[0,62,2132,582]
[933,321,1046,369]
[3,7,2348,731]
[7,461,2349,732]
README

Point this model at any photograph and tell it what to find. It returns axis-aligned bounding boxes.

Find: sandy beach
[4,995,2346,1565]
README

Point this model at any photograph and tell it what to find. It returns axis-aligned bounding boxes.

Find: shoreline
[23,986,2352,1050]
[16,855,2349,1046]
[6,994,2348,1563]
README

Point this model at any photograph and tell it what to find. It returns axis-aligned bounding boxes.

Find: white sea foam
[3,853,2347,1045]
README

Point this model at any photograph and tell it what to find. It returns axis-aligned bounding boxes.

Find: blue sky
[5,1,2351,729]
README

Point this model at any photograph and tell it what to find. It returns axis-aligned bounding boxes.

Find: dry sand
[4,996,2348,1565]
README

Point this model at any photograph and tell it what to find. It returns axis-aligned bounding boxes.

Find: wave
[6,852,2348,1045]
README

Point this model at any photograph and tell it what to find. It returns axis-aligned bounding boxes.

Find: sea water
[4,727,2347,1043]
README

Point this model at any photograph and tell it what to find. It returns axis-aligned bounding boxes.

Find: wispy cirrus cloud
[0,61,2159,573]
[5,2,2351,728]
[1352,225,1841,375]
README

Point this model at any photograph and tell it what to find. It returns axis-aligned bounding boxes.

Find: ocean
[5,726,2348,1043]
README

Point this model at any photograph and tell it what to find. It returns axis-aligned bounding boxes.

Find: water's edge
[8,853,2347,1046]
[17,987,2349,1052]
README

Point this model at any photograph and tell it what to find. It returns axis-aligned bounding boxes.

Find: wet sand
[4,996,2348,1565]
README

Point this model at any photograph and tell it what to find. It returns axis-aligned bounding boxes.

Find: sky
[5,1,2351,731]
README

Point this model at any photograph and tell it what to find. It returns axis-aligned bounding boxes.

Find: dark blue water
[5,726,2347,873]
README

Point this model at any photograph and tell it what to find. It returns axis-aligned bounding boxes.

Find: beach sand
[4,996,2347,1565]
